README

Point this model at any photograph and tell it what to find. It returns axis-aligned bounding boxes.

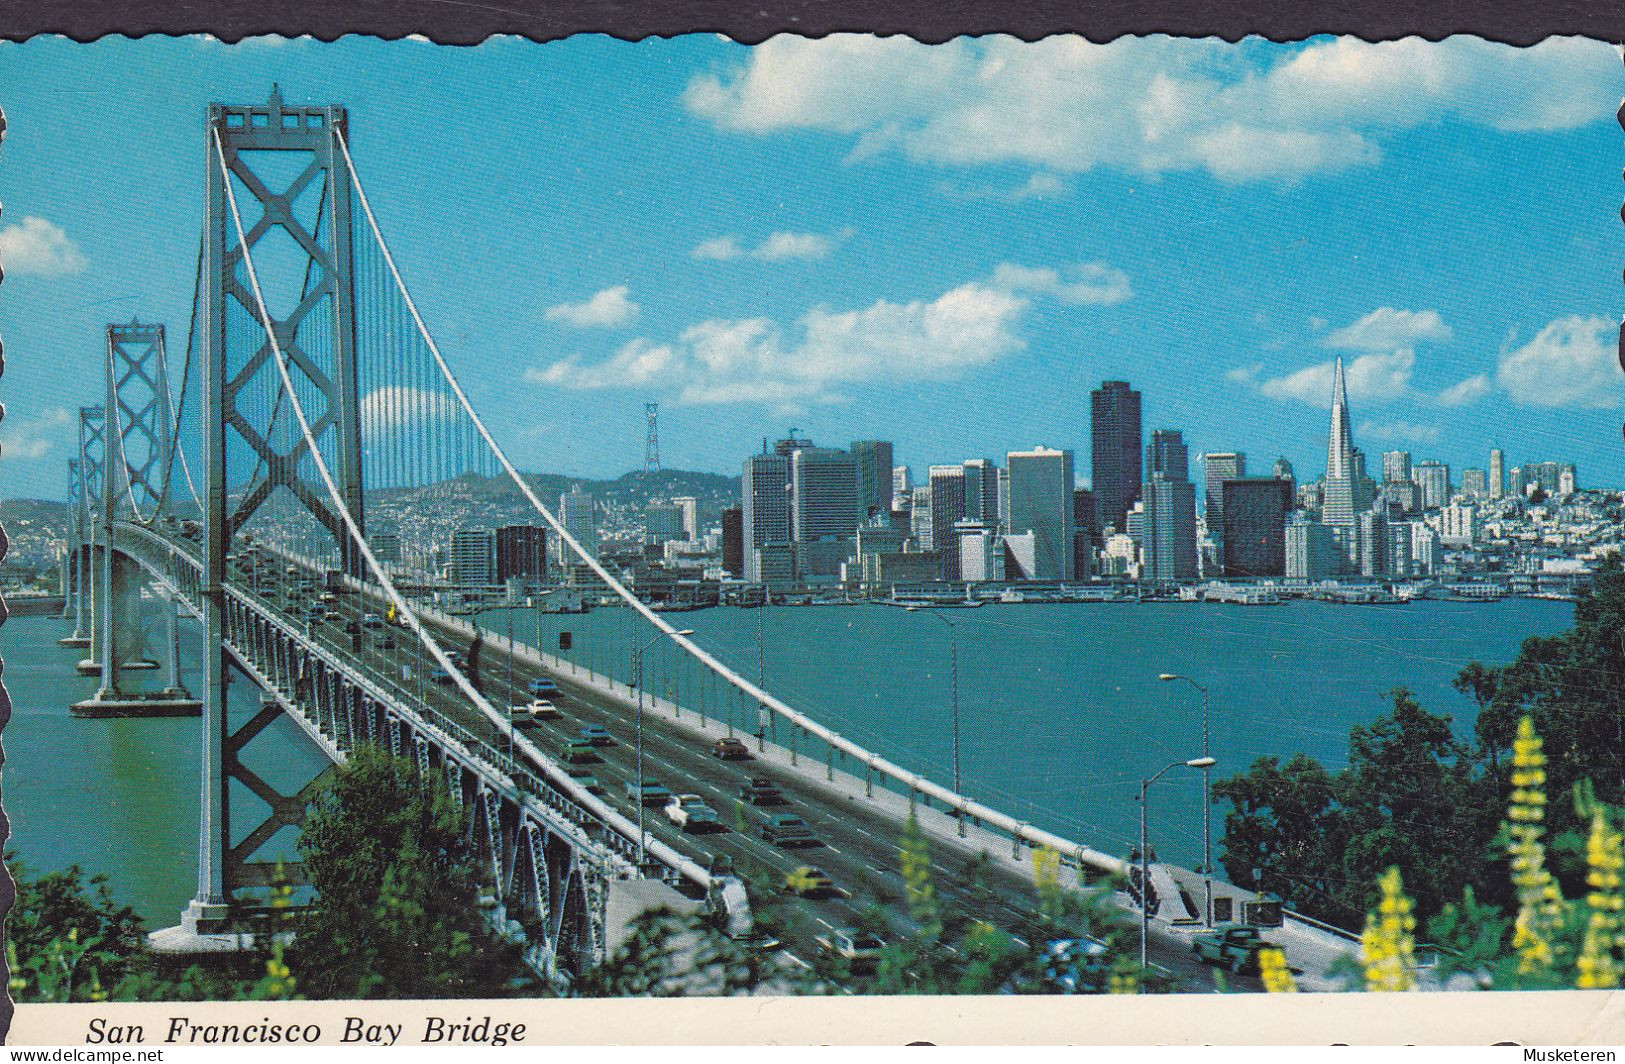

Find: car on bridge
[761,813,821,848]
[783,866,836,898]
[738,779,786,806]
[363,613,384,629]
[528,676,561,698]
[565,767,606,795]
[1039,936,1113,993]
[579,725,614,747]
[711,737,753,761]
[664,794,721,832]
[626,781,672,807]
[816,928,885,974]
[1191,925,1266,975]
[510,699,561,725]
[563,738,599,764]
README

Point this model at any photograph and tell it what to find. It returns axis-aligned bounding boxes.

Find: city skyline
[1,35,1621,503]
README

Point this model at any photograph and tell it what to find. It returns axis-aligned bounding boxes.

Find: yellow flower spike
[1259,947,1297,993]
[1576,808,1624,990]
[1362,867,1418,992]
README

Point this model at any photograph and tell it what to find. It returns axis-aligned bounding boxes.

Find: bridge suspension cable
[331,127,1121,876]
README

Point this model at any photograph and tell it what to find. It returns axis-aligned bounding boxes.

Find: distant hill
[367,468,739,509]
[1,498,67,525]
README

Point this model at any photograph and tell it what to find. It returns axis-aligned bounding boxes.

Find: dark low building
[1221,478,1293,577]
[721,505,743,577]
[495,525,548,586]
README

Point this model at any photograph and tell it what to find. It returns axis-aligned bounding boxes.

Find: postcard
[1,22,1623,1047]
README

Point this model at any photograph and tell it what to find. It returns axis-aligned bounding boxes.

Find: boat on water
[1203,584,1286,606]
[885,597,985,609]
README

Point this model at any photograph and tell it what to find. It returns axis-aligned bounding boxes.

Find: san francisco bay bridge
[54,88,1358,988]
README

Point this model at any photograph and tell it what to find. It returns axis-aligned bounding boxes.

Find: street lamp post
[1159,672,1213,928]
[1139,755,1217,974]
[908,607,964,836]
[633,627,694,865]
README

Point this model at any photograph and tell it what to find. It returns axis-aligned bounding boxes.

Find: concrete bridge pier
[72,548,198,717]
[58,543,94,648]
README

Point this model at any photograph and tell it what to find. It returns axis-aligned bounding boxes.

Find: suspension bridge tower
[155,87,367,950]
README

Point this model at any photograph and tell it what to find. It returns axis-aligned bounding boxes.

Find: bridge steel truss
[117,522,618,972]
[62,459,82,625]
[91,322,178,700]
[66,407,105,652]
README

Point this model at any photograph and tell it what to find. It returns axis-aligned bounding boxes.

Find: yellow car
[784,866,836,898]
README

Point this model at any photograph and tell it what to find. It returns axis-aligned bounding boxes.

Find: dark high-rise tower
[1090,380,1142,535]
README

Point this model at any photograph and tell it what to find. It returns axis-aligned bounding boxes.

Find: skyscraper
[671,496,699,540]
[450,527,495,586]
[1382,450,1412,485]
[850,440,894,517]
[910,485,933,548]
[1285,514,1339,581]
[644,502,686,543]
[1489,448,1505,499]
[1006,446,1075,580]
[1090,381,1142,534]
[929,465,968,579]
[559,484,598,561]
[720,505,743,576]
[1144,478,1197,581]
[1147,430,1190,481]
[891,465,913,512]
[1221,478,1291,577]
[791,447,861,543]
[741,449,791,582]
[1073,487,1098,578]
[1203,452,1246,556]
[962,458,1001,527]
[1461,468,1488,497]
[1414,460,1450,510]
[1322,356,1359,532]
[494,525,547,587]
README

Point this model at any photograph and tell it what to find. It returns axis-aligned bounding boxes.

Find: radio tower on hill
[644,401,660,473]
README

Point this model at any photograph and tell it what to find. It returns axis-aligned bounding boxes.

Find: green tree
[291,745,532,998]
[4,856,144,1002]
[1470,556,1625,863]
[1214,753,1345,920]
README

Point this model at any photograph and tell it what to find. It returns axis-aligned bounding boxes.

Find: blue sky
[0,33,1620,501]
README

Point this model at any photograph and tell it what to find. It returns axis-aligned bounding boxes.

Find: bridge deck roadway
[198,541,1357,989]
[238,569,1285,991]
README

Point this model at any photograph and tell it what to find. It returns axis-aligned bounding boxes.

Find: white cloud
[0,405,74,461]
[684,36,1616,183]
[543,285,639,329]
[529,259,1128,407]
[0,216,88,277]
[534,281,1027,408]
[1225,363,1262,385]
[1259,349,1417,405]
[692,229,850,263]
[991,262,1133,306]
[1323,307,1452,351]
[942,171,1068,203]
[1357,420,1441,444]
[360,386,460,439]
[1497,316,1621,409]
[692,236,744,261]
[1436,374,1492,407]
